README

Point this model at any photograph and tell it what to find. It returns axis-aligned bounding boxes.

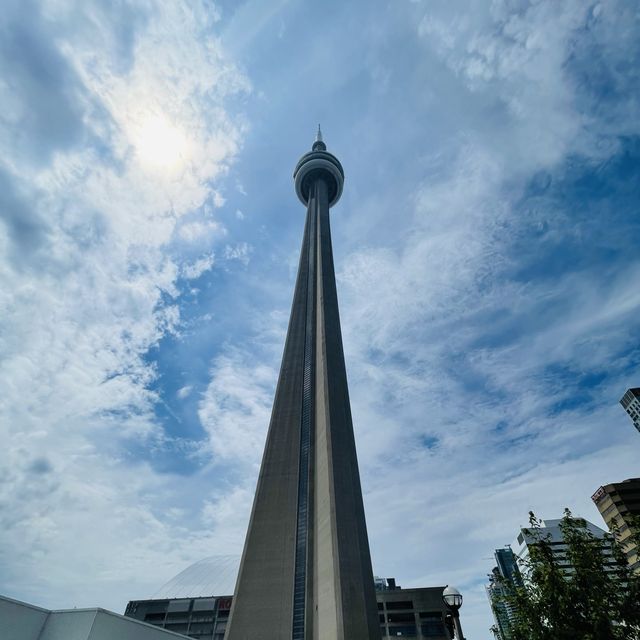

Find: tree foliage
[494,509,640,640]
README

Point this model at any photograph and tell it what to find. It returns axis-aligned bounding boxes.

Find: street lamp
[442,585,465,640]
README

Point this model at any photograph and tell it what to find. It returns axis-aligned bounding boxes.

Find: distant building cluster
[486,386,640,638]
[2,564,456,640]
[487,518,618,639]
[124,573,454,640]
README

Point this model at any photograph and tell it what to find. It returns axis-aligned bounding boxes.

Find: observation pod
[293,126,345,208]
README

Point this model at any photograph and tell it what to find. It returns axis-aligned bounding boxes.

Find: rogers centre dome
[152,555,241,599]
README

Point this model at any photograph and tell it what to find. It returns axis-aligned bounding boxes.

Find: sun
[132,113,189,172]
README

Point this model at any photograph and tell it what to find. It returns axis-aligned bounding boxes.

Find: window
[215,621,227,633]
[422,620,446,637]
[166,611,189,621]
[190,614,214,623]
[385,600,413,610]
[144,612,165,622]
[420,612,446,637]
[387,613,415,623]
[190,622,214,635]
[602,504,619,518]
[387,624,417,636]
[167,599,191,613]
[142,603,169,614]
[192,598,216,611]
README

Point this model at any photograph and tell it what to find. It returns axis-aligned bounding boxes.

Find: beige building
[592,478,640,573]
[620,388,640,434]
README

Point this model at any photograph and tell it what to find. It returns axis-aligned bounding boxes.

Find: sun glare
[133,113,189,172]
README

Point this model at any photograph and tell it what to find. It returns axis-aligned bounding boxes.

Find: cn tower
[226,129,380,640]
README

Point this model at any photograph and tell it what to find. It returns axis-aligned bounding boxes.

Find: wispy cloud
[332,0,640,631]
[0,0,250,609]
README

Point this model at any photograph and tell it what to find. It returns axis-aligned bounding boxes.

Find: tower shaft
[226,142,379,640]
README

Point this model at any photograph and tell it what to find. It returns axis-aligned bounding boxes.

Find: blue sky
[1,0,639,636]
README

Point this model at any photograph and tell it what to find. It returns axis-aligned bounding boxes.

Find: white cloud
[177,385,193,399]
[182,255,215,280]
[0,0,250,611]
[198,349,275,466]
[333,1,640,634]
[178,220,226,243]
[416,0,635,173]
[224,242,252,264]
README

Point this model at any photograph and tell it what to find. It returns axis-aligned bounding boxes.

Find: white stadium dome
[152,555,241,599]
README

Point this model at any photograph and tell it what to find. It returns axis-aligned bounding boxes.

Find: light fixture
[442,585,463,610]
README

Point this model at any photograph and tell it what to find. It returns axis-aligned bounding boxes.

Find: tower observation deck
[225,130,380,640]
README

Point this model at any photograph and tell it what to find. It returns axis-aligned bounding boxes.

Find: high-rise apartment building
[224,131,380,639]
[494,548,520,585]
[620,388,640,433]
[513,517,616,570]
[487,568,510,640]
[486,548,521,640]
[592,478,640,573]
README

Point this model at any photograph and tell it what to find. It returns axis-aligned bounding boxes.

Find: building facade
[513,517,618,574]
[592,478,640,573]
[620,388,640,434]
[485,548,521,640]
[126,581,455,640]
[125,596,231,639]
[375,583,453,639]
[487,568,511,640]
[225,131,379,639]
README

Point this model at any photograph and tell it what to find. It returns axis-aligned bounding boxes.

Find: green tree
[493,509,640,640]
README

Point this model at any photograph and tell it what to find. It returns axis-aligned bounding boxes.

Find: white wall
[0,596,188,640]
[0,596,48,640]
[89,610,188,640]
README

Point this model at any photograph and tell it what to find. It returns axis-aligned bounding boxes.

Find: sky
[0,0,639,637]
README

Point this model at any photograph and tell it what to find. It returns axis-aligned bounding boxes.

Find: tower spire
[312,124,326,151]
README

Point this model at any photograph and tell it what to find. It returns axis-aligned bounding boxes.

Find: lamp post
[443,585,465,640]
